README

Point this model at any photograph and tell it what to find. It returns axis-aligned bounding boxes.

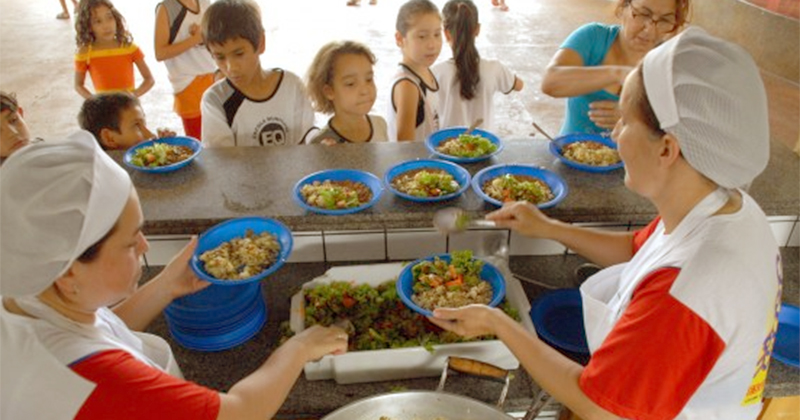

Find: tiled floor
[0,0,617,142]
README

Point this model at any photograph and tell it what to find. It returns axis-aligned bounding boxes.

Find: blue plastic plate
[123,136,202,173]
[471,164,568,209]
[293,169,384,215]
[529,288,589,355]
[549,133,623,173]
[425,127,504,163]
[384,159,471,202]
[396,253,506,317]
[190,217,293,285]
[774,303,799,368]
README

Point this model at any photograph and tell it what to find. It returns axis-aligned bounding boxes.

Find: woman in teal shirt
[541,0,690,135]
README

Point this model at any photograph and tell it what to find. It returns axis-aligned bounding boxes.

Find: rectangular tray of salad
[289,261,535,384]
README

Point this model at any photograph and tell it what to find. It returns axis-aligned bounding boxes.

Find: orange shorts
[174,73,215,119]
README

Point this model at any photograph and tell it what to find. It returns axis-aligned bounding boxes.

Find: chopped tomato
[342,295,356,308]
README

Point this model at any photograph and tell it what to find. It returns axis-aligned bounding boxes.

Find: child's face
[90,5,118,44]
[397,13,443,69]
[102,105,154,150]
[324,53,377,117]
[0,109,31,158]
[208,37,264,90]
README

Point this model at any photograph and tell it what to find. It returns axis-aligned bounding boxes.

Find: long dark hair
[75,0,132,48]
[443,0,480,100]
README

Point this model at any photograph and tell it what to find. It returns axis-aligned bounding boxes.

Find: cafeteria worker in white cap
[432,27,783,419]
[0,133,348,419]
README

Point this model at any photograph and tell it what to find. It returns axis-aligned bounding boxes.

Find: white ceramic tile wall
[509,232,567,256]
[386,229,447,260]
[769,217,797,247]
[324,231,386,262]
[788,222,799,247]
[448,229,510,257]
[287,232,325,263]
[144,236,191,266]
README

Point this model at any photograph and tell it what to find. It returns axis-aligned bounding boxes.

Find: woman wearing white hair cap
[431,27,782,419]
[0,132,348,419]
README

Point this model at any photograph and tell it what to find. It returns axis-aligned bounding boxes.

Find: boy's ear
[395,31,403,48]
[257,32,266,54]
[98,128,118,149]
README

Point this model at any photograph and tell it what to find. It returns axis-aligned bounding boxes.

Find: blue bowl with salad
[123,136,202,173]
[384,159,471,203]
[472,164,568,209]
[293,169,384,215]
[396,250,506,317]
[426,127,503,163]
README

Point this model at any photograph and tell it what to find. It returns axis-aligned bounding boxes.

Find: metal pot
[321,390,515,420]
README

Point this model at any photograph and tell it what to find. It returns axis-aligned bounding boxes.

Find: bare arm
[486,201,634,267]
[132,56,155,98]
[511,75,524,92]
[392,79,421,141]
[112,237,209,331]
[430,307,620,420]
[74,70,93,99]
[540,48,631,99]
[216,326,348,420]
[153,5,204,62]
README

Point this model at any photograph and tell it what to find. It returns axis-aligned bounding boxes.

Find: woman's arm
[112,237,209,331]
[216,325,348,420]
[74,71,93,99]
[132,56,155,98]
[392,80,421,141]
[487,201,634,267]
[540,48,631,99]
[153,5,204,62]
[429,307,620,420]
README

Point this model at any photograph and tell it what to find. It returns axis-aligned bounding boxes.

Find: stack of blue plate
[164,282,267,352]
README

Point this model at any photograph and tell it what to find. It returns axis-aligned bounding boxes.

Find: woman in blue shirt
[541,0,690,136]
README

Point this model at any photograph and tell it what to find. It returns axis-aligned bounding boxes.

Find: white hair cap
[0,131,132,297]
[642,26,769,189]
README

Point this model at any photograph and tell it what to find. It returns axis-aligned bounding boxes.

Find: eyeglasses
[628,2,678,33]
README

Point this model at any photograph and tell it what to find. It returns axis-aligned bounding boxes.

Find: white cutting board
[290,261,535,384]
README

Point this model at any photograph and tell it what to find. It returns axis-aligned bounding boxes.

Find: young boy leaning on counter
[0,91,36,163]
[78,92,176,150]
[199,0,316,147]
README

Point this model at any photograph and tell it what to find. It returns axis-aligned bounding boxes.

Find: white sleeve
[493,61,517,95]
[200,87,235,148]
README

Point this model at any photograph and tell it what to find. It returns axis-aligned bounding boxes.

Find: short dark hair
[1,91,19,114]
[202,0,264,51]
[77,224,117,263]
[77,92,140,150]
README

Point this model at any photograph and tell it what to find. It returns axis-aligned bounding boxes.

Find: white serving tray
[290,261,535,384]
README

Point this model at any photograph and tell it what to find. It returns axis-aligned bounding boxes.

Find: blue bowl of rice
[123,136,201,173]
[471,164,568,209]
[549,133,623,173]
[425,127,503,163]
[293,169,383,215]
[384,159,471,202]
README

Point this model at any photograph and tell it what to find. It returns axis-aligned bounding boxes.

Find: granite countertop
[143,249,800,418]
[111,138,799,235]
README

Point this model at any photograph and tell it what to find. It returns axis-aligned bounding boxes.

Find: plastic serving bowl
[549,133,624,173]
[190,217,293,285]
[123,136,202,173]
[384,159,471,203]
[396,253,506,317]
[471,164,568,209]
[293,169,384,215]
[425,127,504,163]
[529,288,589,356]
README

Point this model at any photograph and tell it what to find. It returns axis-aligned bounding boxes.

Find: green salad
[436,133,498,158]
[279,276,519,352]
[299,180,372,210]
[391,169,459,198]
[411,250,483,293]
[130,143,193,168]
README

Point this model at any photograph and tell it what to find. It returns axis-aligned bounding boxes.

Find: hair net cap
[642,26,770,189]
[1,131,132,297]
